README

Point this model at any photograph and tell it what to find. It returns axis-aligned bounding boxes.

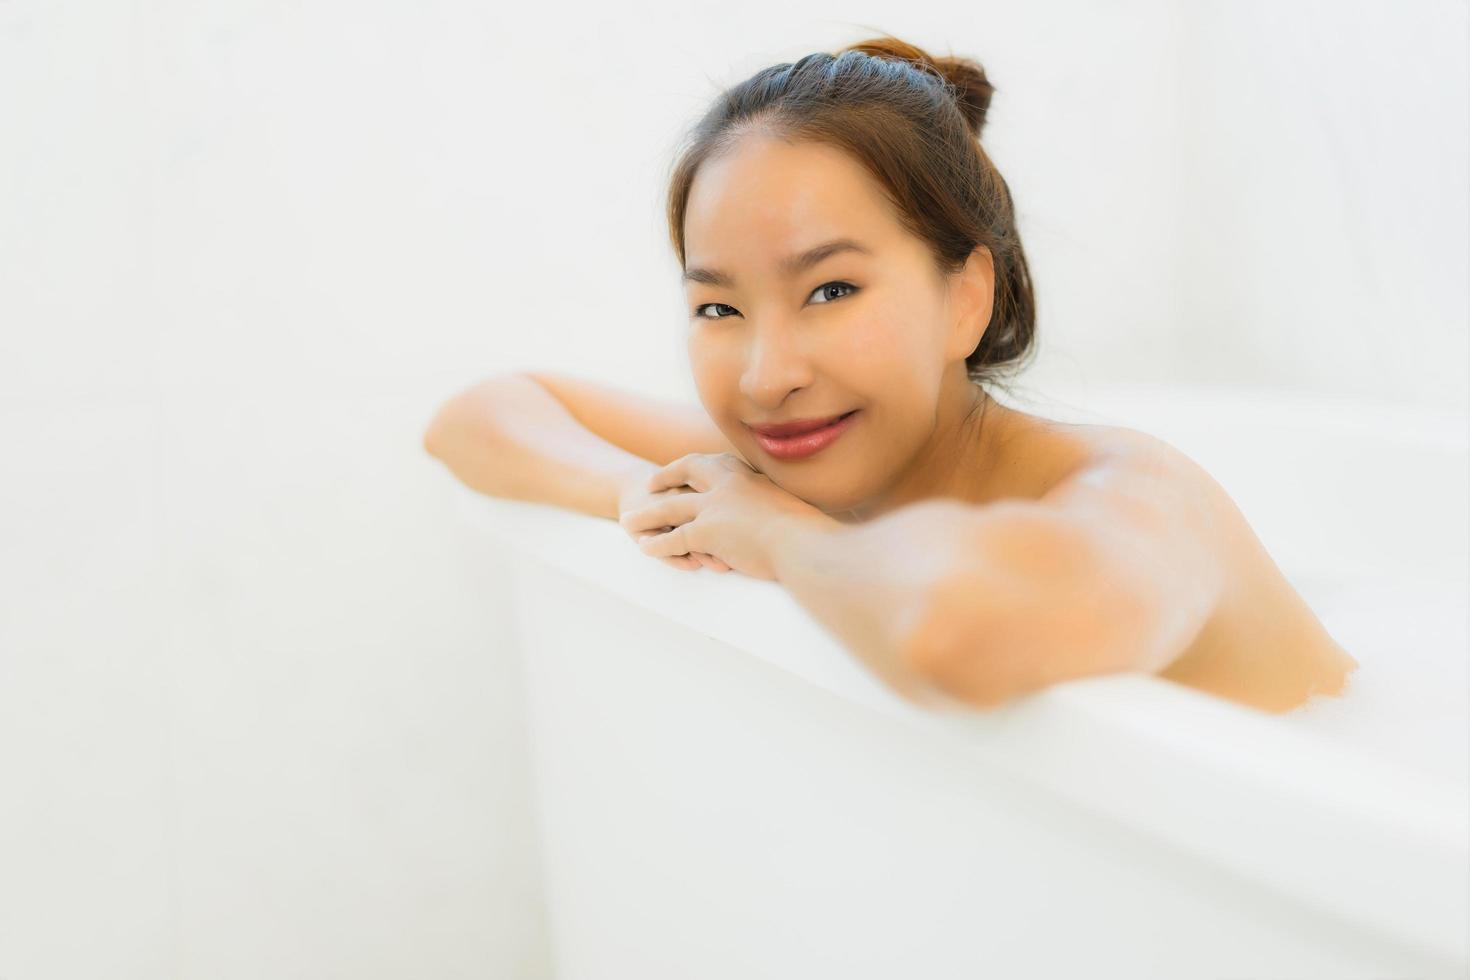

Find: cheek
[687,334,725,386]
[842,311,930,385]
[687,338,743,419]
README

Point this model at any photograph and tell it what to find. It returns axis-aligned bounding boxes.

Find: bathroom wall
[1,1,1463,977]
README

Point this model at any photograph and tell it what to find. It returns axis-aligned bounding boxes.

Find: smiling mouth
[749,410,860,460]
[747,411,858,438]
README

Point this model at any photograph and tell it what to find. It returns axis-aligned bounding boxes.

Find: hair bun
[839,34,994,138]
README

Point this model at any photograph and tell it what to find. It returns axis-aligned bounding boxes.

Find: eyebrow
[682,237,873,287]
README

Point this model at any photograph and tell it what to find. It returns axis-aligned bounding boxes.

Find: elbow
[421,411,446,458]
[901,583,1046,711]
[897,506,1151,710]
[422,403,461,460]
[421,375,518,460]
[903,573,1181,713]
[897,545,1052,711]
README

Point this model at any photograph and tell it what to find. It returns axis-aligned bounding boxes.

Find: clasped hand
[616,452,831,581]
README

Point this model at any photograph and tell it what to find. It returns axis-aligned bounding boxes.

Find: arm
[525,371,738,464]
[914,447,1226,708]
[422,374,657,520]
[765,447,1226,710]
[894,501,1156,707]
[759,499,1024,709]
[423,372,739,520]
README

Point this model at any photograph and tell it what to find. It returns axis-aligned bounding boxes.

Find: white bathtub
[461,384,1468,979]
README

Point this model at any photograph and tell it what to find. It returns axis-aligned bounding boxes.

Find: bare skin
[659,131,1359,714]
[945,393,1360,714]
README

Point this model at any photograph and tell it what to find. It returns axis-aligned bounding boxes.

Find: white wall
[1,1,1464,977]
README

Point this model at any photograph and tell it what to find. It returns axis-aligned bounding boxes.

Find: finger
[634,526,677,549]
[647,456,691,493]
[632,526,697,570]
[703,554,731,572]
[619,493,701,535]
[618,486,695,539]
[649,453,714,493]
[638,522,692,559]
[690,551,721,572]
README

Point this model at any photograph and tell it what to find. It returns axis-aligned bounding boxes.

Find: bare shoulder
[1039,421,1235,549]
[984,407,1220,509]
[1014,418,1237,600]
[992,413,1358,710]
[1057,424,1361,711]
[974,409,1239,599]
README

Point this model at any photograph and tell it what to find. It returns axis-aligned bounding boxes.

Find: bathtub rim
[459,486,1467,969]
[451,381,1469,969]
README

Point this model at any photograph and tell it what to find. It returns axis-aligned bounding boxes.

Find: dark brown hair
[665,33,1038,390]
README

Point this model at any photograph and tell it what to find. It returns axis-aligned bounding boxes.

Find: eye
[692,302,739,321]
[690,281,860,321]
[809,281,859,305]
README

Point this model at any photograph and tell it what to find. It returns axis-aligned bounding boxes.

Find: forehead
[683,136,903,265]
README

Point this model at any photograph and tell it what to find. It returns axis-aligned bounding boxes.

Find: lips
[748,411,856,438]
[749,410,860,461]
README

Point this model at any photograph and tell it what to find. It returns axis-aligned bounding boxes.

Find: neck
[834,375,998,524]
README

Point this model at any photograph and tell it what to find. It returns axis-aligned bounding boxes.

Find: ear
[945,245,995,362]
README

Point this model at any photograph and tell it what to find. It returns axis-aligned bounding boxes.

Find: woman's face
[681,134,994,519]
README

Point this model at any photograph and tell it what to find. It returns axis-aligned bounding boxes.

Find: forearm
[763,501,982,708]
[423,374,655,521]
[768,498,1158,711]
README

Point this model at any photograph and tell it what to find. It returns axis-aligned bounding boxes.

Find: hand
[615,463,731,573]
[618,452,833,581]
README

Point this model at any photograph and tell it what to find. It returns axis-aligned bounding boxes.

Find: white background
[1,2,1465,977]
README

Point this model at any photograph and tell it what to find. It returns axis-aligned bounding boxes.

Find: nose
[738,317,816,408]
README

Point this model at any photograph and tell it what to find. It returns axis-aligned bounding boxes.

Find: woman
[426,35,1359,715]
